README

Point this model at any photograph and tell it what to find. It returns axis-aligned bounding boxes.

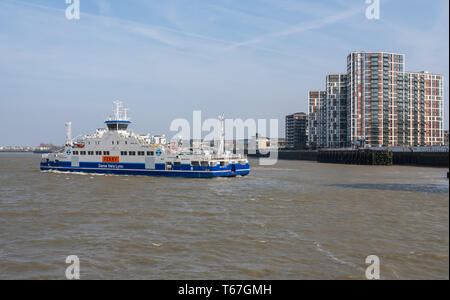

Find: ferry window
[121,151,127,156]
[103,151,110,155]
[191,161,199,166]
[117,141,119,145]
[147,151,154,156]
[220,161,225,167]
[210,162,215,166]
[239,161,246,165]
[138,151,145,156]
[73,151,79,155]
[200,161,208,167]
[166,162,172,166]
[129,151,136,156]
[174,162,181,167]
[80,151,86,155]
[96,151,102,155]
[125,141,128,145]
[88,151,94,155]
[112,141,114,145]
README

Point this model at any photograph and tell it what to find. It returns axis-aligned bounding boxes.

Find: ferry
[40,102,250,178]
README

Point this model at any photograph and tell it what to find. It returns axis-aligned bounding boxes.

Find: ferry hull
[40,162,250,178]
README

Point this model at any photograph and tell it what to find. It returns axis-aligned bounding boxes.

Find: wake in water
[40,170,127,177]
[314,242,365,273]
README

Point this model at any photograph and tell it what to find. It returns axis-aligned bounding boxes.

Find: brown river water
[0,153,448,280]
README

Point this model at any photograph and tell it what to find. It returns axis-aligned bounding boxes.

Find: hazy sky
[0,0,448,145]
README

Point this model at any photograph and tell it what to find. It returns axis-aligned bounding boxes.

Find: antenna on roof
[218,114,225,156]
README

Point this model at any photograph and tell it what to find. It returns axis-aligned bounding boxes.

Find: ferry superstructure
[40,102,250,178]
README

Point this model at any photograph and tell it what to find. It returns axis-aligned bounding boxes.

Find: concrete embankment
[249,150,449,168]
[392,152,449,167]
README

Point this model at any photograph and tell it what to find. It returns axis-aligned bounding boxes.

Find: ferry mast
[105,101,131,131]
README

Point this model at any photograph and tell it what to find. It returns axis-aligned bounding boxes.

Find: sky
[0,0,448,145]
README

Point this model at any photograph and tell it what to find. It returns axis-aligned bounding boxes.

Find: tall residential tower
[347,52,444,147]
[306,52,445,148]
[326,74,348,148]
[308,91,326,148]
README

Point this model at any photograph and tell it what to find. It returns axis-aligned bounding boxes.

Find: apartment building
[285,113,309,149]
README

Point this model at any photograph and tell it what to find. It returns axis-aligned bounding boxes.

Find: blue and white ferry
[40,102,250,178]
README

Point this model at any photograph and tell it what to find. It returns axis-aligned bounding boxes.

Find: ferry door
[71,156,79,167]
[145,157,155,170]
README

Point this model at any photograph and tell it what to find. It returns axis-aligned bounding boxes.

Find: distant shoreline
[0,151,47,154]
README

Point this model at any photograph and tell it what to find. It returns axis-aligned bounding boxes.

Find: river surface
[0,153,448,280]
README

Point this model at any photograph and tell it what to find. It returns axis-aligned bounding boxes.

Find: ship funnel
[65,122,72,146]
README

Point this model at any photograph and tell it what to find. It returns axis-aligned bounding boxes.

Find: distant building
[308,91,326,148]
[255,134,272,150]
[286,113,308,149]
[444,130,449,146]
[277,138,286,149]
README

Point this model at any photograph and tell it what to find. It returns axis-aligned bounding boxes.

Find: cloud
[223,4,363,51]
